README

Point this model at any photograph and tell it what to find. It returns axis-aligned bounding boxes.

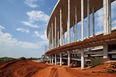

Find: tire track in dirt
[48,67,59,77]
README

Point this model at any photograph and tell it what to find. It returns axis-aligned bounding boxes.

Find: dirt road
[0,61,116,77]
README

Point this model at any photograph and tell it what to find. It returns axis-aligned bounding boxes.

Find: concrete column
[81,0,84,41]
[103,45,108,58]
[73,22,75,42]
[52,23,54,48]
[108,0,111,34]
[52,55,54,64]
[63,33,65,45]
[57,26,60,47]
[87,0,90,38]
[92,7,95,37]
[49,55,52,64]
[60,53,62,66]
[55,16,57,48]
[67,0,70,43]
[60,8,63,46]
[103,0,107,35]
[75,6,77,41]
[55,54,57,65]
[81,49,84,69]
[67,51,70,66]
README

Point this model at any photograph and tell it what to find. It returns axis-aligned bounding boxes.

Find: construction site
[45,0,116,72]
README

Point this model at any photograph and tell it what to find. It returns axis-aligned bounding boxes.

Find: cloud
[26,11,50,23]
[25,0,38,8]
[0,25,5,31]
[112,20,116,27]
[0,25,41,57]
[34,30,47,41]
[16,28,30,33]
[21,21,39,28]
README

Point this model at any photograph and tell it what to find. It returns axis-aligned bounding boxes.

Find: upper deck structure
[45,0,116,69]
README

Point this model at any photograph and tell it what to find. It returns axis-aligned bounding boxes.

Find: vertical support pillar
[81,0,84,41]
[67,0,70,43]
[75,6,77,41]
[55,16,57,48]
[49,55,52,64]
[73,22,75,42]
[92,7,95,37]
[81,49,84,69]
[103,45,108,58]
[58,26,60,47]
[63,33,65,45]
[87,0,90,38]
[67,0,71,67]
[55,54,57,65]
[60,53,62,66]
[52,23,54,48]
[60,8,63,46]
[108,0,111,34]
[103,0,107,35]
[67,51,70,66]
[52,55,54,65]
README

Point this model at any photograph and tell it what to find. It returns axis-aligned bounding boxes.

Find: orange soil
[0,61,116,77]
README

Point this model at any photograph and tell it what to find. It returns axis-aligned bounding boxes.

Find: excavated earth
[0,61,116,77]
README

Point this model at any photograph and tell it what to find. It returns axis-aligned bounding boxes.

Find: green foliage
[91,58,103,67]
[19,57,26,60]
[0,57,16,62]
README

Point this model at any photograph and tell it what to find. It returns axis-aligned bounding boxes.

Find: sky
[0,0,116,58]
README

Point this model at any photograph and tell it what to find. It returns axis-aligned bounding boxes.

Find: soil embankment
[0,61,47,77]
[0,61,116,77]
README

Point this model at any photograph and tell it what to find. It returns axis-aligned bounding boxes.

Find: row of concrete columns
[48,0,112,69]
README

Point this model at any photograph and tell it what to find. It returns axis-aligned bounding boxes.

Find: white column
[58,27,60,47]
[52,23,54,48]
[103,0,107,35]
[67,0,71,67]
[81,0,84,41]
[103,45,108,58]
[87,0,90,38]
[55,16,57,48]
[108,0,111,34]
[92,7,95,37]
[67,51,70,66]
[60,8,63,46]
[60,53,62,66]
[75,6,77,41]
[67,0,70,43]
[55,54,57,65]
[81,49,84,69]
[73,22,75,42]
[52,55,54,64]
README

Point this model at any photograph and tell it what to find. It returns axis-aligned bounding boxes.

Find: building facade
[45,0,116,69]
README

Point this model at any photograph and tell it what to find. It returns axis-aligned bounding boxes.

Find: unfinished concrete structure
[45,0,116,69]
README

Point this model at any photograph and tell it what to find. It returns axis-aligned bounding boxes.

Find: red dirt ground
[0,61,116,77]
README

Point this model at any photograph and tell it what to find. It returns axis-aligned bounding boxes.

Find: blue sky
[0,0,116,58]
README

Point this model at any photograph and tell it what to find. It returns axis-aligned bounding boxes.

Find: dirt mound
[0,61,116,77]
[0,60,47,77]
